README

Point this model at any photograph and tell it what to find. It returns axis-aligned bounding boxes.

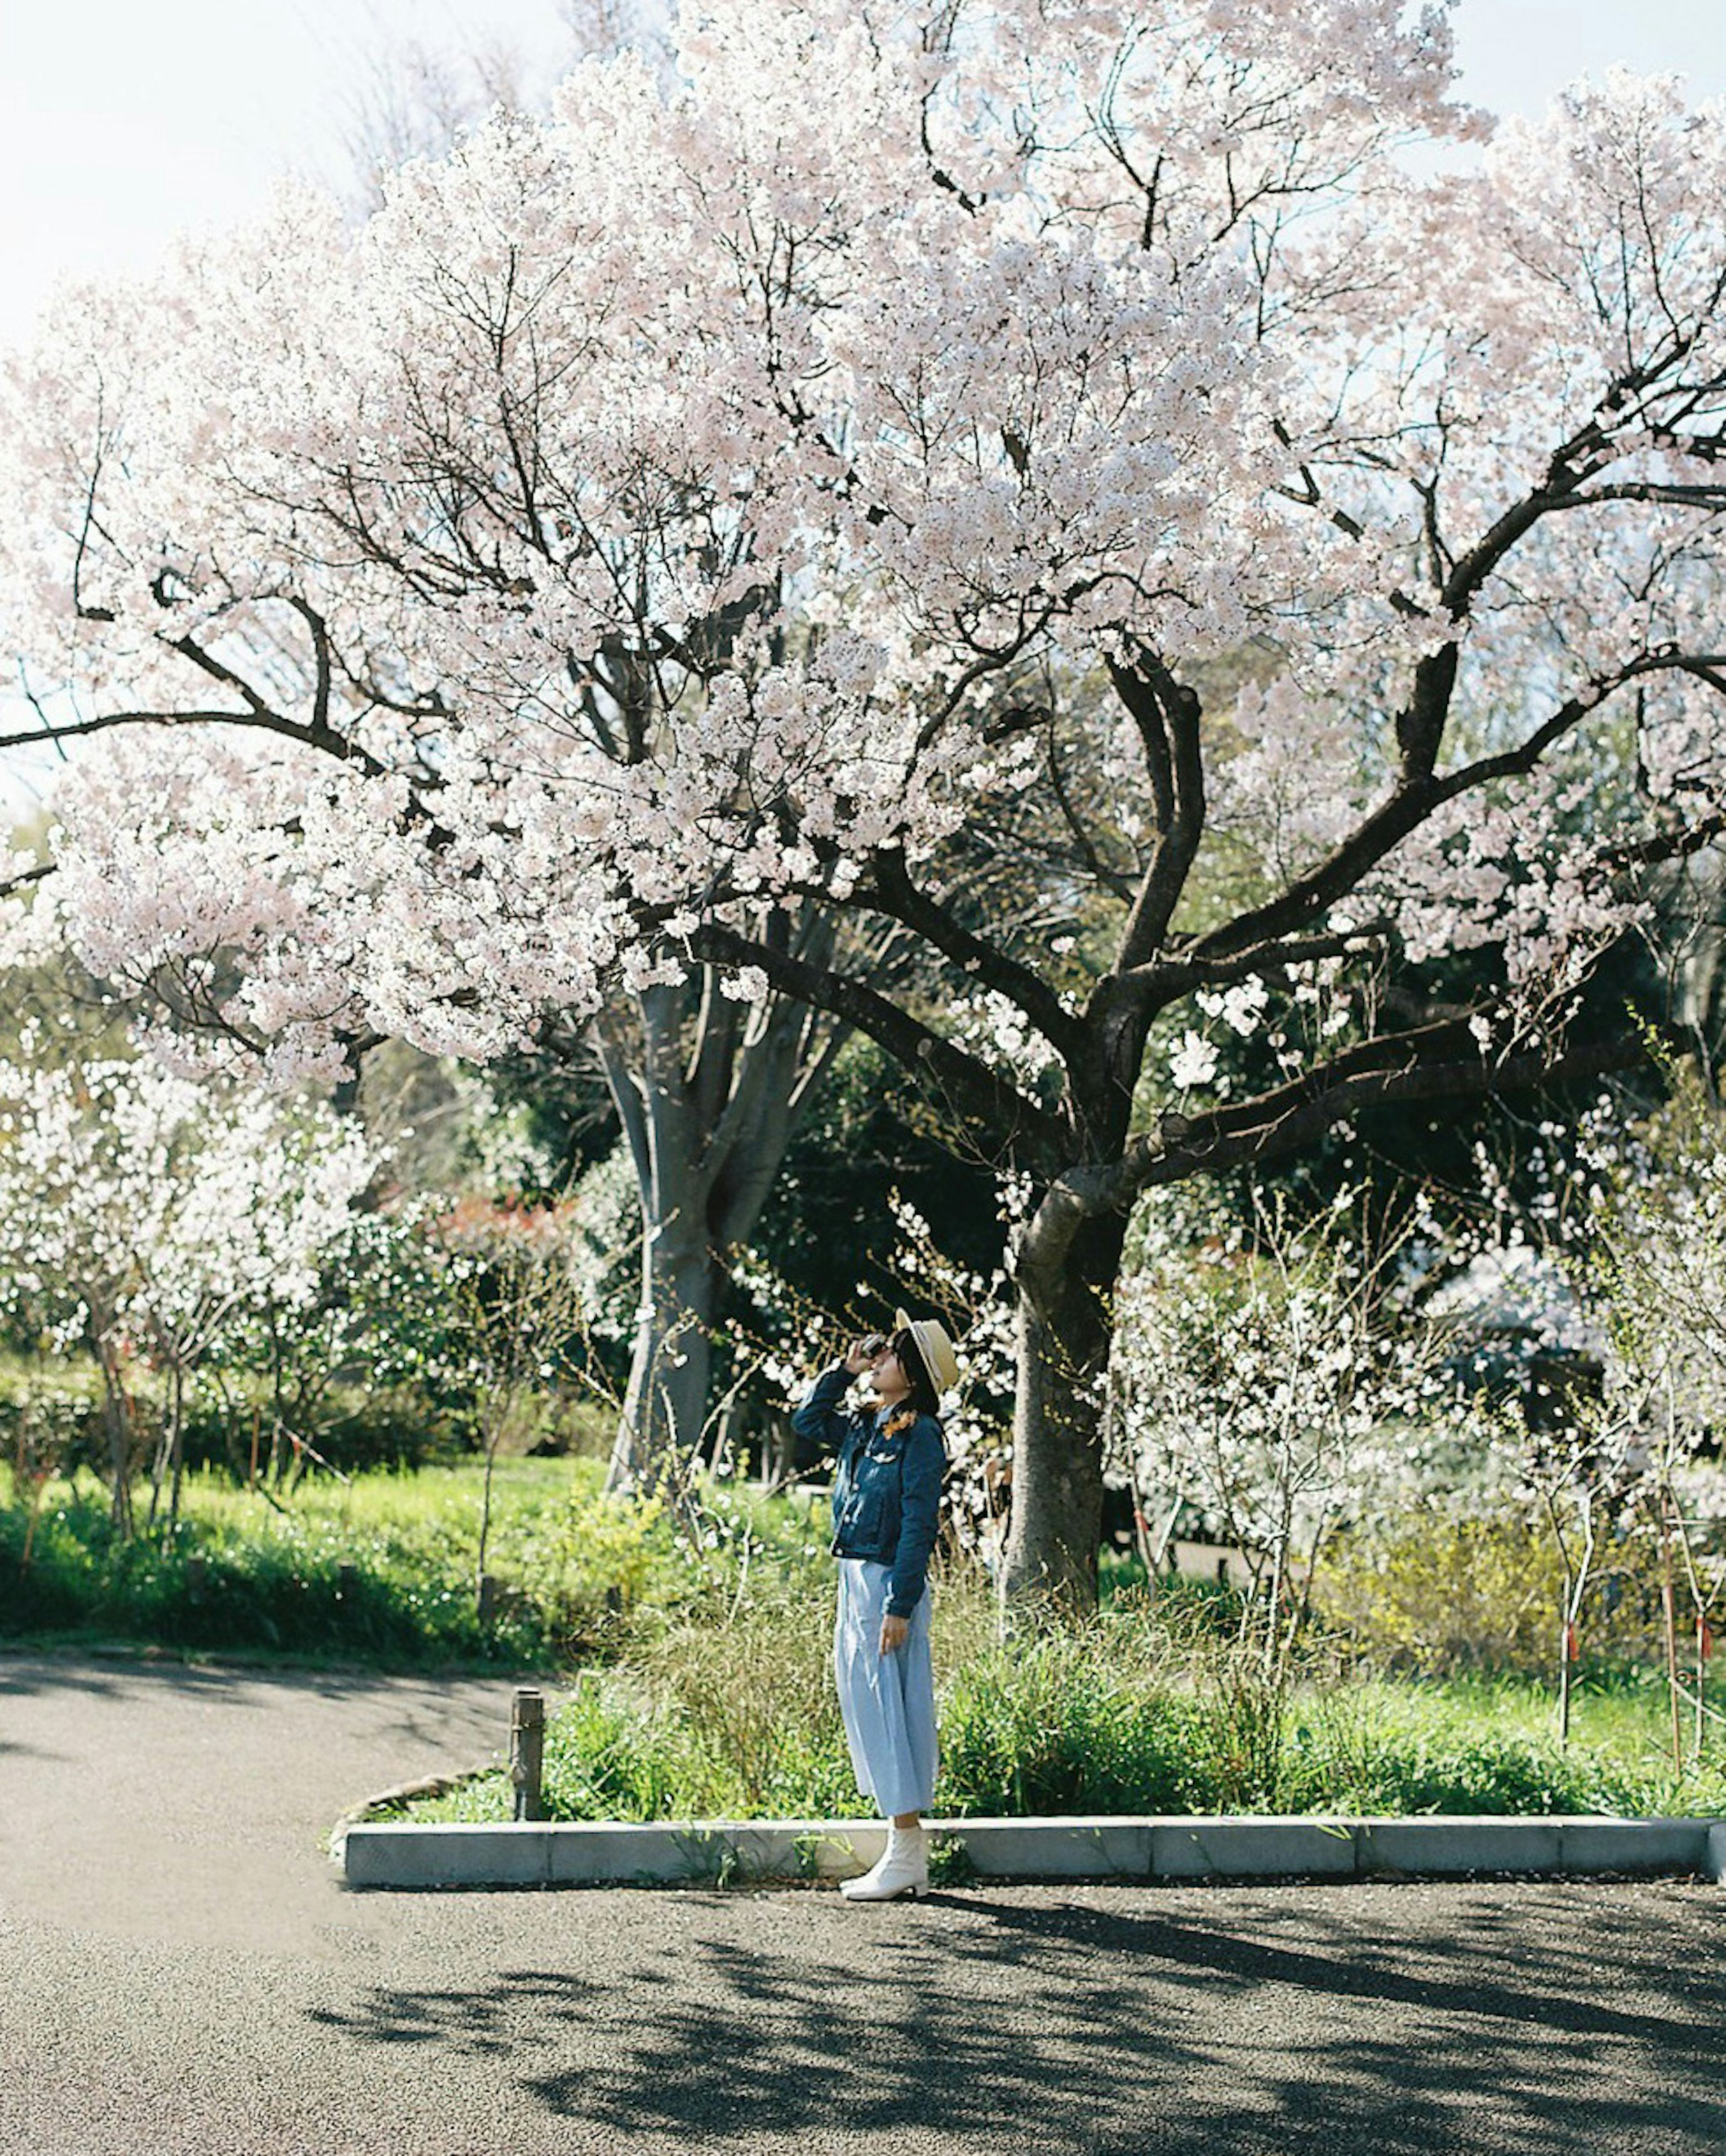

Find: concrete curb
[342,1813,1726,1891]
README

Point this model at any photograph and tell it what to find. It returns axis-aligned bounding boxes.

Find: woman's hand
[844,1333,884,1375]
[878,1613,909,1655]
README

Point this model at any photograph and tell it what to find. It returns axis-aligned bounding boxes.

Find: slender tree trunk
[167,1359,187,1528]
[476,1411,512,1616]
[147,1421,171,1530]
[147,1350,187,1532]
[1000,1199,1130,1618]
[95,1330,135,1542]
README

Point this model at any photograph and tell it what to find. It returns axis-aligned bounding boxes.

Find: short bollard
[511,1688,546,1822]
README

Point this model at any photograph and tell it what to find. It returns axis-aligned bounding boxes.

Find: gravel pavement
[1,1648,1723,2156]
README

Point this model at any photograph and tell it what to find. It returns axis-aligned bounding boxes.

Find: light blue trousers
[833,1558,938,1817]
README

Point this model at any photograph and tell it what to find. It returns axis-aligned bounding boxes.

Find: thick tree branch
[1048,1020,1653,1226]
[863,847,1085,1065]
[1191,649,1723,966]
[1107,653,1206,971]
[1120,923,1392,1005]
[686,918,1068,1166]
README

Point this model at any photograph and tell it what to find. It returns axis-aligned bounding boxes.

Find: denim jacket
[791,1363,947,1617]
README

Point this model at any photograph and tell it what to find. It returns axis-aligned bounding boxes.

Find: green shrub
[1313,1519,1570,1674]
[937,1616,1206,1817]
[542,1670,727,1819]
[521,1483,681,1652]
[1314,1518,1680,1677]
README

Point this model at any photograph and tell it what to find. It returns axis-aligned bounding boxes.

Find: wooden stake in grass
[511,1688,546,1822]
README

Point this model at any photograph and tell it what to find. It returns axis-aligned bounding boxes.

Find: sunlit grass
[397,1559,1726,1826]
[0,1455,593,1665]
[8,1456,1726,1818]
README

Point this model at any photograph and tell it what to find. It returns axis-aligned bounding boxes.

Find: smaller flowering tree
[427,1192,602,1614]
[1561,1071,1726,1756]
[1318,1103,1722,1737]
[0,1033,377,1531]
[1493,1390,1643,1744]
[1108,1189,1467,1677]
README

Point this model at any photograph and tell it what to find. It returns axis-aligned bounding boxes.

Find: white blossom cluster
[1108,1189,1481,1573]
[0,1032,378,1363]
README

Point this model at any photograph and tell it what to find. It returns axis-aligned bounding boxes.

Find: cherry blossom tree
[324,0,828,1501]
[0,1036,377,1531]
[3,3,1725,1607]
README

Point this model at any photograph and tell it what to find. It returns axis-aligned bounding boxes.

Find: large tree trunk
[599,937,845,1496]
[999,1196,1129,1618]
[608,1200,720,1493]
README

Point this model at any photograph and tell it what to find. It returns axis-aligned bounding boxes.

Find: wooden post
[511,1688,546,1822]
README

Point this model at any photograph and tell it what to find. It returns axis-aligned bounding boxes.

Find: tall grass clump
[400,1552,1726,1826]
[627,1572,857,1815]
[935,1578,1210,1815]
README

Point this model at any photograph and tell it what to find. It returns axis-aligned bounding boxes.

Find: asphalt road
[1,1648,1723,2156]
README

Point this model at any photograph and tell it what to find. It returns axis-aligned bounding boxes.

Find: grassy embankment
[6,1453,1722,1821]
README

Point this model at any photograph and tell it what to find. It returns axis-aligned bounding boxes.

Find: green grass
[0,1455,591,1666]
[9,1454,1726,1822]
[1273,1671,1726,1817]
[395,1565,1726,1827]
[0,1452,829,1669]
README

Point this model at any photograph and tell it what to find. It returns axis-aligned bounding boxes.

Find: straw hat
[894,1308,960,1396]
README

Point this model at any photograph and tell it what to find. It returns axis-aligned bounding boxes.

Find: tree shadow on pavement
[302,1881,1726,2153]
[0,1652,289,1702]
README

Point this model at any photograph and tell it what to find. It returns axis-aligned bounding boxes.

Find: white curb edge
[340,1813,1724,1891]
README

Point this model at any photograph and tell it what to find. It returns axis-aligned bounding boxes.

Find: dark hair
[891,1327,942,1420]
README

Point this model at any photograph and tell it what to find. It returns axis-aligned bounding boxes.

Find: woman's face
[867,1340,908,1399]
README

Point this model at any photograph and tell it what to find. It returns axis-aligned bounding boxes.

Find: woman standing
[793,1310,958,1901]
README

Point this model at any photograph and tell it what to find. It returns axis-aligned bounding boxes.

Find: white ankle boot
[841,1822,929,1901]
